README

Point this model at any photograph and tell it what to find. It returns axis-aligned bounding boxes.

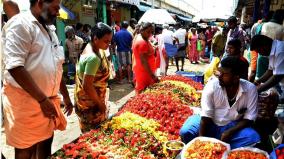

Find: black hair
[83,24,91,32]
[227,39,241,51]
[176,22,181,28]
[155,25,163,34]
[134,24,142,35]
[222,26,229,32]
[140,22,153,31]
[76,23,83,31]
[271,9,284,25]
[121,21,129,29]
[30,0,53,7]
[263,11,275,22]
[220,56,243,76]
[250,35,273,51]
[130,18,137,25]
[227,16,238,23]
[30,0,37,6]
[91,22,112,41]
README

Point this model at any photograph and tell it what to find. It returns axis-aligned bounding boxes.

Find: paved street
[1,60,208,158]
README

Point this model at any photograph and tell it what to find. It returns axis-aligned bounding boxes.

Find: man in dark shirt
[226,39,249,80]
[114,21,133,83]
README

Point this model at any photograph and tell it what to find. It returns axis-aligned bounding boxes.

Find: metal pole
[152,0,154,8]
[102,0,107,23]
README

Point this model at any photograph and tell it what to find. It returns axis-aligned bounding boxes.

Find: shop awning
[137,4,152,12]
[176,15,192,22]
[108,0,140,6]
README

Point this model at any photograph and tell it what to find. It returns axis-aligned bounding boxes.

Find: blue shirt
[114,29,133,52]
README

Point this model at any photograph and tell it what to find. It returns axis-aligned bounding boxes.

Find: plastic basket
[175,71,204,84]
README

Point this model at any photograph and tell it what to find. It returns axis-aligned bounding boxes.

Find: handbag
[197,40,203,52]
[108,60,116,80]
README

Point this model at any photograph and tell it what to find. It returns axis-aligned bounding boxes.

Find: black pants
[253,117,278,152]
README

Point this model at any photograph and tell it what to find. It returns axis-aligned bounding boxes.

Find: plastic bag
[270,144,284,159]
[181,137,230,159]
[228,147,269,159]
[204,57,220,84]
[197,40,203,52]
[108,60,116,80]
[111,54,119,72]
[257,88,279,120]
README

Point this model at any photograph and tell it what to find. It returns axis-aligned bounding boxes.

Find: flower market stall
[51,75,202,158]
[51,74,271,159]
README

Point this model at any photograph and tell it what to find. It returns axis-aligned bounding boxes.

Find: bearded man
[2,0,73,158]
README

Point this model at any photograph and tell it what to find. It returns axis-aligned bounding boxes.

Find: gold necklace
[228,87,239,102]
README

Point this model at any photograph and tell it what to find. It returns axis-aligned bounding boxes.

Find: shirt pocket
[54,46,65,66]
[227,108,240,121]
[214,108,230,123]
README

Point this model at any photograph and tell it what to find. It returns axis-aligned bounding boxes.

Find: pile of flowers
[52,128,166,159]
[184,139,228,159]
[274,146,284,159]
[118,93,194,139]
[161,75,203,90]
[144,81,201,106]
[102,112,168,142]
[52,74,202,158]
[228,150,267,159]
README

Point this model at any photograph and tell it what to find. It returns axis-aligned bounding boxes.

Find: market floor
[1,59,208,158]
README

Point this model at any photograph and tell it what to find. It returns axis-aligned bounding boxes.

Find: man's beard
[40,3,56,25]
[219,80,225,87]
[218,79,230,88]
[40,10,56,25]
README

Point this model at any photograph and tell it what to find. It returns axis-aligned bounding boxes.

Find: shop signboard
[82,6,95,16]
[109,0,140,6]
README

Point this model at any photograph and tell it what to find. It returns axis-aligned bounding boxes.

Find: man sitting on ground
[180,56,260,149]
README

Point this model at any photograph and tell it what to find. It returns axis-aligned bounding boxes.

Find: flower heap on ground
[52,75,202,159]
[227,150,267,159]
[184,139,228,159]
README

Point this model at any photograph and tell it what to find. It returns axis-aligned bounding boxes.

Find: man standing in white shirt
[162,24,176,73]
[180,56,260,149]
[162,24,174,45]
[251,35,284,102]
[173,23,187,71]
[261,9,284,41]
[2,0,73,158]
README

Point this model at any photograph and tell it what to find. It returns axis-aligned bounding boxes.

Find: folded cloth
[49,96,67,131]
[2,83,67,149]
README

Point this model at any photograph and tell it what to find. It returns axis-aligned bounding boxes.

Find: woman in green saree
[75,23,113,132]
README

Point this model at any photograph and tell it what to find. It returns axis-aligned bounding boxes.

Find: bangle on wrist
[38,97,47,103]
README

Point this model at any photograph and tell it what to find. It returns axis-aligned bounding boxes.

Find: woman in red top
[132,23,159,94]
